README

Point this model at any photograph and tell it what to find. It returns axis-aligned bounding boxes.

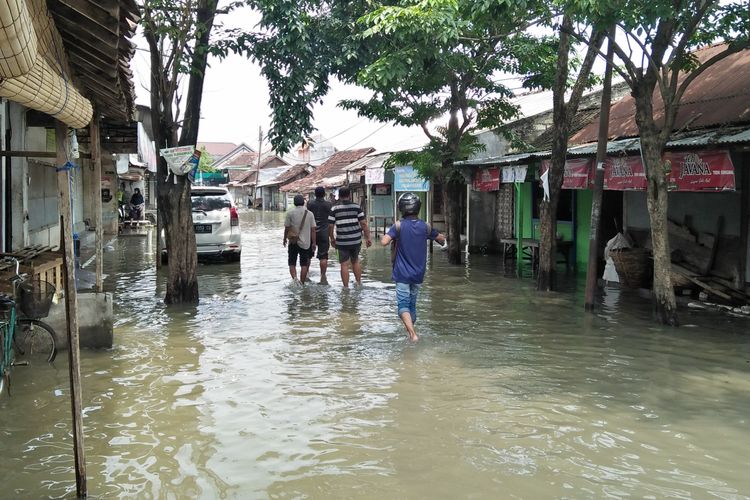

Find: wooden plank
[704,216,724,275]
[56,121,87,497]
[91,111,104,292]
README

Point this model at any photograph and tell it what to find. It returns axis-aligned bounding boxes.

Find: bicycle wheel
[15,319,57,363]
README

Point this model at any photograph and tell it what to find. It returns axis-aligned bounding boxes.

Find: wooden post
[90,112,103,292]
[515,182,523,274]
[465,184,471,254]
[584,26,615,310]
[55,120,87,497]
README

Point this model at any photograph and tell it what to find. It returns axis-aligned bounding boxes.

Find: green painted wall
[576,190,592,271]
[517,184,593,272]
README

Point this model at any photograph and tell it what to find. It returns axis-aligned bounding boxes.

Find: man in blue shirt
[380,192,445,342]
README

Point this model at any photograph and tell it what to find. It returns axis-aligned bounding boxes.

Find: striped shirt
[329,201,365,247]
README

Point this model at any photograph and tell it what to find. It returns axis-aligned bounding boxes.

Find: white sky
[131,6,623,155]
[132,5,429,153]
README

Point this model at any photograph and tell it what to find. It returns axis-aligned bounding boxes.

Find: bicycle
[0,257,57,397]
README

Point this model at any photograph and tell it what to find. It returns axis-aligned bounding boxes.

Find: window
[532,183,574,222]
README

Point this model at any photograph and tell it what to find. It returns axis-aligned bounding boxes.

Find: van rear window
[192,194,231,211]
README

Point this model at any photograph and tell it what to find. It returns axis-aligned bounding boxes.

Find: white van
[190,186,242,261]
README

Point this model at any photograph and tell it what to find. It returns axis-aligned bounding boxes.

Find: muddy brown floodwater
[1,210,749,498]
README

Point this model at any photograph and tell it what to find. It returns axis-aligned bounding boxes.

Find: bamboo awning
[0,0,138,129]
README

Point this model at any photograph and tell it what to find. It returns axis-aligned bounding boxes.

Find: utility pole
[584,25,616,310]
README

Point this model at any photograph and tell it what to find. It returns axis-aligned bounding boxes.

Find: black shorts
[288,243,313,267]
[337,244,361,263]
[316,229,330,259]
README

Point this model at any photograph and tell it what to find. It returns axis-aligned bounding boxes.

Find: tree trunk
[444,178,463,265]
[537,163,561,290]
[160,178,199,304]
[636,92,677,325]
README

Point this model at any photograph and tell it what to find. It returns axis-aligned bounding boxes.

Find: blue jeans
[396,282,421,324]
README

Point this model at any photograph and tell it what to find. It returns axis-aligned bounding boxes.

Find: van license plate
[194,224,212,233]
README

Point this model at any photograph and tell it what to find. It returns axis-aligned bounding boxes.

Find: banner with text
[365,167,385,185]
[501,165,528,183]
[540,158,593,189]
[394,166,430,192]
[603,156,647,191]
[472,167,500,191]
[665,150,735,191]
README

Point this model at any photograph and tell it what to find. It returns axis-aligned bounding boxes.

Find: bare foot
[408,332,419,343]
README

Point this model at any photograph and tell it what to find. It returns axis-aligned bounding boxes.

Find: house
[460,44,750,294]
[283,133,337,166]
[257,163,315,210]
[197,142,239,159]
[213,143,256,170]
[222,153,290,207]
[280,148,375,201]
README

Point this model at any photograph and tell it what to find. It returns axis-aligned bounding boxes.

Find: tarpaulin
[472,167,500,191]
[603,156,647,191]
[540,158,593,189]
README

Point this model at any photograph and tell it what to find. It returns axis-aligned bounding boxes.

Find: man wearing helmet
[380,192,446,342]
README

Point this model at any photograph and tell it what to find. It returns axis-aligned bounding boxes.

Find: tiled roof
[228,169,252,182]
[198,142,239,157]
[281,148,375,192]
[269,164,311,186]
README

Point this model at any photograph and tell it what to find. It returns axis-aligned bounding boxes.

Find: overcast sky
[131,6,622,155]
[132,6,430,153]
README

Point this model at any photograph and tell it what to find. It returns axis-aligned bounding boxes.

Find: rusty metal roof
[572,44,750,144]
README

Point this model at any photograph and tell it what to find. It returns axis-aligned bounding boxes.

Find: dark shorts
[288,243,313,267]
[337,244,361,263]
[316,229,329,260]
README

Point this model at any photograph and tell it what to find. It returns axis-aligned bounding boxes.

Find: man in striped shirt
[328,186,372,287]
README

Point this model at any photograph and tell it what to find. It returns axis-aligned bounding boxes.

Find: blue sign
[394,166,430,192]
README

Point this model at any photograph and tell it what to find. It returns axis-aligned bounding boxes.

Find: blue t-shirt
[388,218,440,284]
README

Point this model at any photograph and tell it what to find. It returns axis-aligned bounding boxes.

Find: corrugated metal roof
[573,44,750,144]
[345,153,390,172]
[458,125,750,167]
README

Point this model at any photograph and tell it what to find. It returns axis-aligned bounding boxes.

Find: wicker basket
[610,248,652,288]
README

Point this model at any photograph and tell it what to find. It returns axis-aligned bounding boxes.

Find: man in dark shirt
[306,186,333,284]
[381,192,445,342]
[328,186,372,288]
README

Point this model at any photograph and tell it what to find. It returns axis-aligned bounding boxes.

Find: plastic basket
[17,279,55,319]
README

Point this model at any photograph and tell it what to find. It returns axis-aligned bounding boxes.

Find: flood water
[1,210,749,498]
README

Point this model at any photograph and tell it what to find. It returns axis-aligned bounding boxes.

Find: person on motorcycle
[129,188,145,220]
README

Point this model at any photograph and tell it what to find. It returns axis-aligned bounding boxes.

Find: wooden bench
[0,247,64,297]
[500,238,573,271]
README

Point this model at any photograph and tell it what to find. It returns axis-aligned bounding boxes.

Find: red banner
[665,150,735,191]
[603,156,647,191]
[472,167,500,192]
[541,158,593,189]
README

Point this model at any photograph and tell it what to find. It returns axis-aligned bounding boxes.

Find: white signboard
[365,167,385,185]
[160,146,196,175]
[501,165,528,183]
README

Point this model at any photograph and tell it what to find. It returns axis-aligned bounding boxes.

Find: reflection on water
[1,210,749,498]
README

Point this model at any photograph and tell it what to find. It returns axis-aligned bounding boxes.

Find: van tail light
[230,206,239,227]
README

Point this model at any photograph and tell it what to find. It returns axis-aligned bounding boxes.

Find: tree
[198,147,216,172]
[141,0,222,304]
[534,13,605,291]
[595,1,749,324]
[243,0,546,264]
